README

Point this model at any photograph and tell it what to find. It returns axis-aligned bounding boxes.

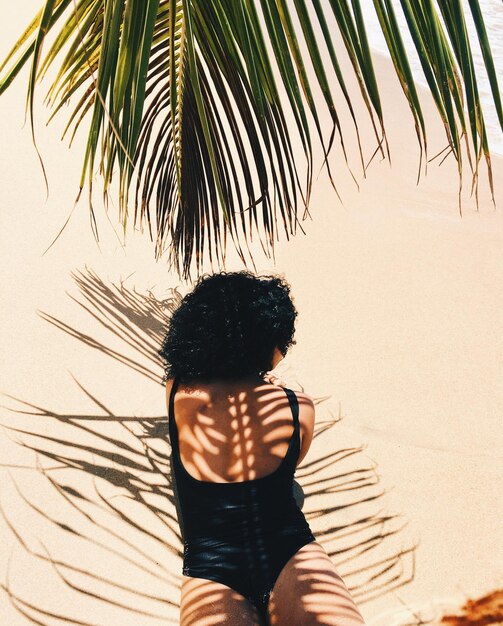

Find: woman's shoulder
[285,387,315,412]
[264,372,315,407]
[164,377,210,405]
[165,376,316,414]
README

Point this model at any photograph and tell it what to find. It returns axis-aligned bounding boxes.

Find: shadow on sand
[0,267,417,625]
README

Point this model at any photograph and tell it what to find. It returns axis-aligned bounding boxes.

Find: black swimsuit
[168,376,316,622]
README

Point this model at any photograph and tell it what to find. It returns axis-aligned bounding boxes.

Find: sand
[1,3,502,625]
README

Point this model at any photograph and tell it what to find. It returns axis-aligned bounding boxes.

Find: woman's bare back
[165,376,315,484]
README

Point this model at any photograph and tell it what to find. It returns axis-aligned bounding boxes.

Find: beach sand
[1,4,502,625]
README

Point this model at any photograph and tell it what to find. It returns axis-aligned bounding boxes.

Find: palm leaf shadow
[0,267,417,624]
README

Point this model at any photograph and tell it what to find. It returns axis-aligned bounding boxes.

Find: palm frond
[0,0,500,279]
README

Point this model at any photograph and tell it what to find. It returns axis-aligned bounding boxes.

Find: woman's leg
[180,575,265,626]
[267,541,367,626]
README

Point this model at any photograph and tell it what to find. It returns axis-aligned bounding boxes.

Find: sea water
[360,0,503,155]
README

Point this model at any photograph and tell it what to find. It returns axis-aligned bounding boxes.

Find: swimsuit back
[168,375,316,620]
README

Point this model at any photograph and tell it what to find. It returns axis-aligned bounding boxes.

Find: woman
[159,271,366,626]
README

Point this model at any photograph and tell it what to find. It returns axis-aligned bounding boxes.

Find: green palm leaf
[0,0,500,279]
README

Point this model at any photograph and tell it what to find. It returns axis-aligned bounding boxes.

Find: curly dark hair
[158,270,298,384]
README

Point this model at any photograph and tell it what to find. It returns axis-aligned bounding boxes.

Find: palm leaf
[0,0,501,279]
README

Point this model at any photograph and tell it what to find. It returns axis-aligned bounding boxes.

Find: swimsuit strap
[282,386,300,436]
